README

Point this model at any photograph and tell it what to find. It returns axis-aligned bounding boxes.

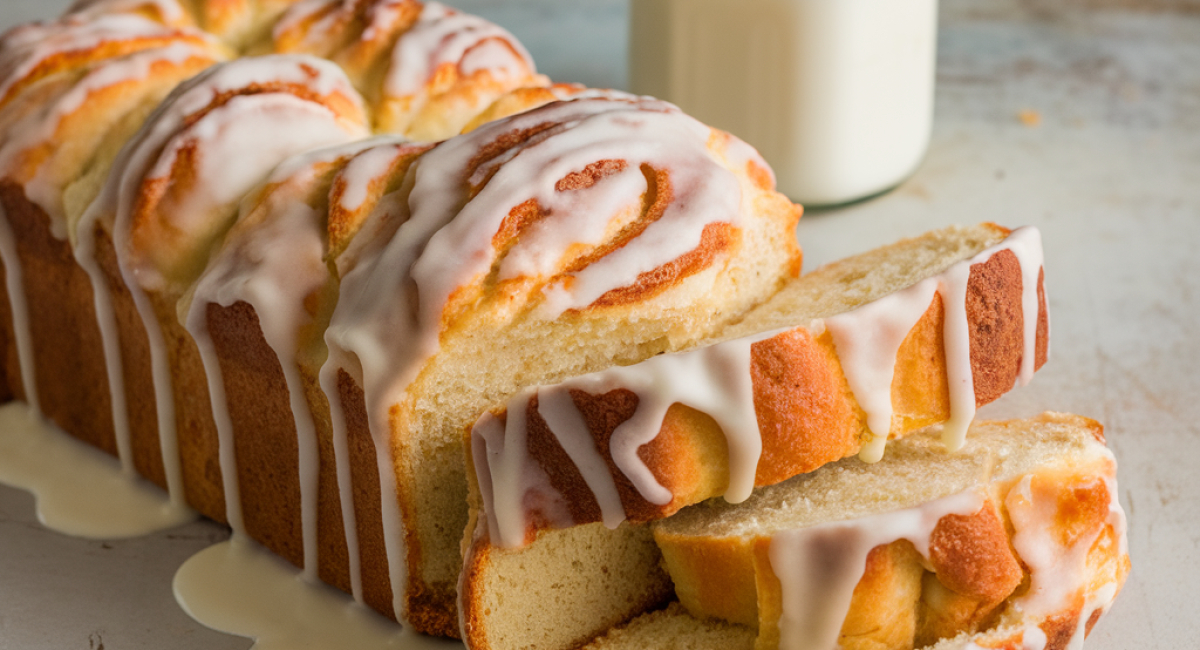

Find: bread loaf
[0,0,807,638]
[459,223,1049,650]
[0,2,1128,649]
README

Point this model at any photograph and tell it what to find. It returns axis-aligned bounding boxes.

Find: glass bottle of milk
[630,0,938,207]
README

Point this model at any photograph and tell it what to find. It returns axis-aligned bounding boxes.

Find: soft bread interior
[653,414,1095,540]
[719,223,1010,341]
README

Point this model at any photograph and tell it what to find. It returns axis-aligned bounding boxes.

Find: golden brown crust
[90,222,167,487]
[335,367,396,623]
[917,502,1024,643]
[750,327,861,486]
[207,301,305,567]
[151,289,227,519]
[0,183,116,456]
[325,142,430,261]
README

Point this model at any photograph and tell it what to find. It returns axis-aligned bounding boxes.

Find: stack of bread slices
[0,1,1128,649]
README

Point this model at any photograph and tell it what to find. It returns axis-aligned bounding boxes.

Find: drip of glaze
[0,402,193,538]
[74,224,136,475]
[322,359,366,605]
[824,277,938,463]
[832,225,1048,460]
[1005,471,1112,626]
[0,204,40,416]
[317,348,410,624]
[768,490,984,650]
[185,139,393,578]
[174,536,460,650]
[186,311,246,535]
[476,330,770,548]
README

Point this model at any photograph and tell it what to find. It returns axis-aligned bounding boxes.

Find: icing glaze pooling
[474,227,1047,548]
[0,402,193,538]
[174,536,461,650]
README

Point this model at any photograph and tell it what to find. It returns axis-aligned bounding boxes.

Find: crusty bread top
[324,93,791,428]
[272,0,548,139]
[80,54,370,292]
[0,14,229,236]
[69,0,302,50]
[470,223,1047,549]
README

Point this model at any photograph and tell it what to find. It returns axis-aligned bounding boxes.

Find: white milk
[630,0,939,206]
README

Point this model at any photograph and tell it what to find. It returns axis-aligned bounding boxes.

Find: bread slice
[459,223,1048,650]
[321,94,801,635]
[652,413,1129,650]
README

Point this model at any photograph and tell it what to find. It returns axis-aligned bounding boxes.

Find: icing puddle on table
[0,402,462,650]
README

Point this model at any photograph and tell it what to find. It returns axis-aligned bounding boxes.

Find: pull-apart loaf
[0,2,1128,649]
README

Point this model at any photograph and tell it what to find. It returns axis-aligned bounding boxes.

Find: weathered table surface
[1,1,1194,648]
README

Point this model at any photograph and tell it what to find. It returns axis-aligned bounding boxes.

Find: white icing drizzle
[187,137,402,581]
[336,140,411,214]
[384,2,534,100]
[768,490,984,650]
[323,359,366,604]
[1005,462,1124,647]
[0,202,40,416]
[473,227,1048,547]
[832,226,1047,457]
[0,402,193,538]
[318,142,425,617]
[825,277,939,463]
[398,97,736,391]
[187,304,246,534]
[66,0,190,25]
[0,40,219,237]
[329,96,741,555]
[536,385,626,529]
[475,331,772,549]
[72,54,367,513]
[73,219,135,475]
[321,310,411,624]
[0,14,181,104]
[173,536,462,650]
[362,0,418,43]
[1010,227,1048,387]
[472,406,574,548]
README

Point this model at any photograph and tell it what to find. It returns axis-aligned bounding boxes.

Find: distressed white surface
[0,0,1194,648]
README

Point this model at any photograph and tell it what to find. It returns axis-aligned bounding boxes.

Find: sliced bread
[460,223,1050,650]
